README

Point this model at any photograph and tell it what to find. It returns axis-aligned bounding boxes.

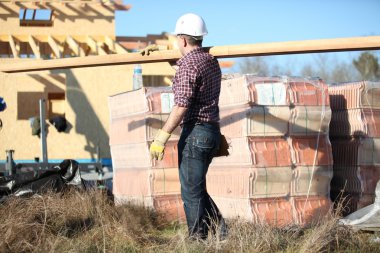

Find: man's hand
[150,129,171,160]
[140,44,159,56]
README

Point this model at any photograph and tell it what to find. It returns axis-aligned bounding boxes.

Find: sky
[115,0,380,73]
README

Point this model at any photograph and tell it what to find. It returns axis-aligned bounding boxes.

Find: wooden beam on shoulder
[2,36,380,73]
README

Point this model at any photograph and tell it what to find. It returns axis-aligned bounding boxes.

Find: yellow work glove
[150,129,171,161]
[140,44,159,56]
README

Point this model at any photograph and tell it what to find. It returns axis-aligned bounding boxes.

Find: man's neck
[183,46,201,55]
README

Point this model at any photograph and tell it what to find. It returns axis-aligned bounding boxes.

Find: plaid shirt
[172,48,221,125]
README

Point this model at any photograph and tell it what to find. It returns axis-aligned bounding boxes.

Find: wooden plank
[47,35,61,58]
[28,35,41,59]
[66,35,85,57]
[8,35,19,58]
[104,36,128,54]
[86,36,107,55]
[1,36,380,73]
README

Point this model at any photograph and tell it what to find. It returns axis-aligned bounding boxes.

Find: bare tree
[353,52,380,81]
[239,57,269,75]
[330,62,359,83]
[300,64,317,79]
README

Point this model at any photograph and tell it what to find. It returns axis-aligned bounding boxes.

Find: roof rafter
[86,36,106,55]
[66,35,85,56]
[28,35,41,58]
[104,36,128,54]
[8,35,19,58]
[48,35,61,58]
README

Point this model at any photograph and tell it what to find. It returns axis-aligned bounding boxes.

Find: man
[148,13,227,240]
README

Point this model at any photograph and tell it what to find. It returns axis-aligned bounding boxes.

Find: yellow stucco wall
[0,62,174,162]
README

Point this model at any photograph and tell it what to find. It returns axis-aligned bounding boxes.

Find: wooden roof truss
[0,34,128,58]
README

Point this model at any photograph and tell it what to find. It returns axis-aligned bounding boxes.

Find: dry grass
[1,189,380,253]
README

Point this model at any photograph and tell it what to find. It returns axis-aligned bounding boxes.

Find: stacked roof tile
[108,75,333,225]
[209,75,332,225]
[108,87,185,222]
[329,81,380,214]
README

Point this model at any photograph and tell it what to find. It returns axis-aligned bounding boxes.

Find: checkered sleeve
[173,66,198,108]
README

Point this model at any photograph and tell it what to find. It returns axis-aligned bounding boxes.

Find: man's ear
[182,37,187,47]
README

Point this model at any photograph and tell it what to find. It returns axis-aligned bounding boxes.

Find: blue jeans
[178,122,226,239]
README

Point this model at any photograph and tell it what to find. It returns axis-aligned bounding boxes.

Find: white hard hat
[174,13,208,38]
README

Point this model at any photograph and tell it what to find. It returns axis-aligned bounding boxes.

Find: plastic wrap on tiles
[291,166,333,197]
[110,141,178,169]
[251,167,292,198]
[289,78,329,106]
[249,137,292,167]
[363,108,380,137]
[330,166,362,197]
[109,114,181,145]
[361,82,380,109]
[219,75,291,107]
[292,196,332,225]
[331,138,380,166]
[108,86,174,119]
[250,79,290,106]
[330,109,367,137]
[246,106,289,136]
[358,166,380,195]
[357,194,376,210]
[358,138,380,166]
[145,86,175,113]
[210,137,292,168]
[113,167,180,198]
[207,167,254,198]
[290,106,331,136]
[250,198,294,226]
[212,197,254,220]
[330,138,360,166]
[290,136,333,166]
[111,142,151,169]
[220,105,289,137]
[153,194,186,222]
[333,193,374,215]
[331,166,380,196]
[151,168,181,195]
[219,75,250,107]
[330,109,380,137]
[113,194,185,223]
[329,82,362,110]
[210,137,252,167]
[329,81,380,110]
[206,167,292,199]
[114,195,154,208]
[113,168,151,197]
[219,105,251,138]
[108,88,149,119]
